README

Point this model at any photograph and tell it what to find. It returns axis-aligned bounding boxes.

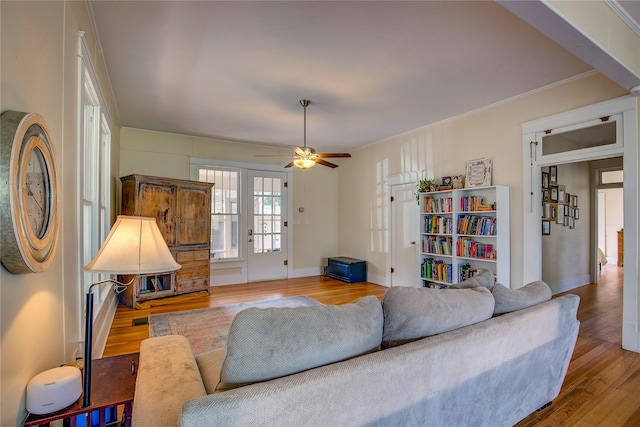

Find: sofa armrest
[133,335,206,427]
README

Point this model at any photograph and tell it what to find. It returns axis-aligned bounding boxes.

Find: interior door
[247,170,288,281]
[391,183,419,286]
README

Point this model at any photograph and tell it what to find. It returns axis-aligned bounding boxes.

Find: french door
[247,170,288,281]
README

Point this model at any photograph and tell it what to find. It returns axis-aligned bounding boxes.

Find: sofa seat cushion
[382,286,494,348]
[492,281,552,314]
[216,295,383,391]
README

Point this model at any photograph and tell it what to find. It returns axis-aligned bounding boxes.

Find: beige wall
[1,1,120,425]
[120,128,339,276]
[338,72,627,288]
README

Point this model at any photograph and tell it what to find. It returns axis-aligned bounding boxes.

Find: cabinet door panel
[138,183,176,245]
[177,186,211,246]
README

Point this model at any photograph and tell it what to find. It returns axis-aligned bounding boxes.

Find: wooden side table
[24,353,138,427]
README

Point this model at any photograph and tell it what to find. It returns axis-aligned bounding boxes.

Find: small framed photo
[564,204,570,216]
[569,217,576,229]
[574,208,579,220]
[558,185,566,204]
[564,192,571,204]
[549,165,558,184]
[557,206,565,224]
[441,176,452,186]
[550,203,558,221]
[542,220,551,236]
[571,195,578,207]
[564,217,570,227]
[543,203,550,219]
[542,189,550,203]
[465,157,492,188]
[550,185,558,202]
[542,172,549,189]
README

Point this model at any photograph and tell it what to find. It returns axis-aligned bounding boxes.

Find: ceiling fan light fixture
[294,157,316,169]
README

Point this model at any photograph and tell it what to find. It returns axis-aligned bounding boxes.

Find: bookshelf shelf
[419,185,510,288]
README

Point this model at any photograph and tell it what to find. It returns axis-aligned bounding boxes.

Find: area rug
[149,296,319,355]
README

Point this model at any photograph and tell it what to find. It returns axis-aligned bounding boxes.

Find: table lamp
[82,215,180,407]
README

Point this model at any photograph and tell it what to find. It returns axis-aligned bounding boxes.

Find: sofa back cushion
[447,269,495,289]
[216,295,383,391]
[492,281,552,314]
[382,286,494,348]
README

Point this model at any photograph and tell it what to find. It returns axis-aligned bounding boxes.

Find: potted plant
[415,178,435,203]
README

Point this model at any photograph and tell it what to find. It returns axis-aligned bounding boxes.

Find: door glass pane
[542,122,616,155]
[252,177,282,254]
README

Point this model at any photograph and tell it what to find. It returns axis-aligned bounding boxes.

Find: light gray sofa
[132,279,579,427]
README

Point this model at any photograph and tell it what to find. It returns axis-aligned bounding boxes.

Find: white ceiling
[88,1,630,153]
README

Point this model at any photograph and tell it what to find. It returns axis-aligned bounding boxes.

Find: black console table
[326,257,366,283]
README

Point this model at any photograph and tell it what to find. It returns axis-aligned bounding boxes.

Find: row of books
[460,196,496,212]
[422,235,453,255]
[457,215,496,236]
[458,264,486,282]
[421,258,453,283]
[423,216,454,234]
[422,196,453,213]
[140,275,169,294]
[456,237,496,259]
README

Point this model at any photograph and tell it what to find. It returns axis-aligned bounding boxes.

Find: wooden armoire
[119,174,213,308]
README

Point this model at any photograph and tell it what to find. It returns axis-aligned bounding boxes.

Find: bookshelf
[419,185,510,288]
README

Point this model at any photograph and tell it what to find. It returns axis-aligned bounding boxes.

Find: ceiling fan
[258,99,351,169]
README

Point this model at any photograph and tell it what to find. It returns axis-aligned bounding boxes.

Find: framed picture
[542,220,551,235]
[542,172,549,189]
[441,176,452,186]
[569,217,576,229]
[558,185,566,204]
[550,185,558,202]
[543,203,550,219]
[549,165,558,184]
[571,195,578,207]
[557,205,565,224]
[574,208,579,220]
[542,189,550,203]
[550,203,558,221]
[465,157,492,188]
[564,192,571,204]
[564,204,570,216]
[564,217,570,227]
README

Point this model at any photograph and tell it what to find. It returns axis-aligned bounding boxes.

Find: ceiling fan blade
[284,161,295,168]
[315,153,352,159]
[315,158,339,168]
[294,147,306,156]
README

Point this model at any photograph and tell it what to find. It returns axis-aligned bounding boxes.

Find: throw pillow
[491,281,552,315]
[216,295,383,391]
[447,269,495,289]
[381,286,494,348]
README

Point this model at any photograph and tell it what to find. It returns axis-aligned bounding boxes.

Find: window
[79,33,112,309]
[198,167,239,259]
[601,170,623,184]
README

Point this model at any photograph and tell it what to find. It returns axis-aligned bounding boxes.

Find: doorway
[390,182,419,287]
[521,96,638,352]
[247,170,288,282]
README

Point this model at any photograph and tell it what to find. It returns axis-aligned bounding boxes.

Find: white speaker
[26,366,82,414]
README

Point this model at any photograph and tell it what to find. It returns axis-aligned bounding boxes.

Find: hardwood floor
[104,265,638,425]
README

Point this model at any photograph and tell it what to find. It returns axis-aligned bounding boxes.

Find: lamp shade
[83,215,180,274]
[294,157,316,169]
